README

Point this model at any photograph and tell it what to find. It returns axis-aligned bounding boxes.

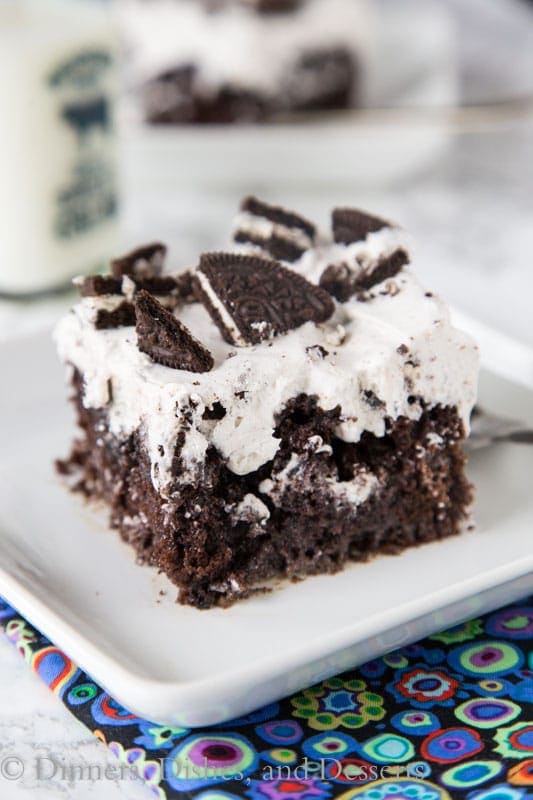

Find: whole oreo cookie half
[194,252,334,346]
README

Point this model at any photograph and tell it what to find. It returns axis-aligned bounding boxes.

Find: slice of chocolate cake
[55,200,479,608]
[117,0,366,124]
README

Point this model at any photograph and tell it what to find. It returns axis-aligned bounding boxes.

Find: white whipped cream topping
[55,231,479,499]
[115,0,371,91]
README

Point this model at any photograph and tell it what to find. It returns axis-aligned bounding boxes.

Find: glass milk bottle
[0,0,119,296]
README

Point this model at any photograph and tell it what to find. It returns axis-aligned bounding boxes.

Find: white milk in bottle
[0,0,119,295]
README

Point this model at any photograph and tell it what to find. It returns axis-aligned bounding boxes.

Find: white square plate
[0,313,532,726]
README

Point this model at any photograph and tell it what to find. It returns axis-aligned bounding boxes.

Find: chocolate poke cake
[115,0,369,123]
[55,198,479,608]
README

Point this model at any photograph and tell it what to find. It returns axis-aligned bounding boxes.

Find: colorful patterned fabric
[1,595,532,799]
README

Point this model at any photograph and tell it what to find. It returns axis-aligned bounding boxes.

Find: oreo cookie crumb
[135,290,214,372]
[202,402,227,420]
[194,252,334,346]
[306,344,328,360]
[380,280,401,297]
[363,390,386,410]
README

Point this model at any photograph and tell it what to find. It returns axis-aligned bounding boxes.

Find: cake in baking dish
[116,0,369,123]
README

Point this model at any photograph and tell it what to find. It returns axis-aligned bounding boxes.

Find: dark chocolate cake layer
[61,372,472,609]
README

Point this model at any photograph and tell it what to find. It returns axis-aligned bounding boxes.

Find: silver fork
[467,407,533,451]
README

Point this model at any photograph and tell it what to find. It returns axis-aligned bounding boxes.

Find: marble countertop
[1,113,532,799]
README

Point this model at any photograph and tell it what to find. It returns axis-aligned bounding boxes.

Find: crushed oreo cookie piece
[306,344,329,360]
[241,196,316,238]
[380,279,401,297]
[135,290,214,372]
[318,263,351,303]
[171,270,196,303]
[76,270,196,331]
[111,242,167,280]
[235,196,317,263]
[77,269,194,301]
[94,302,137,330]
[332,207,392,245]
[76,274,122,297]
[194,252,335,346]
[320,249,409,302]
[234,230,304,263]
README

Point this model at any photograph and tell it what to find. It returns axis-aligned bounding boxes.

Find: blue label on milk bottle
[48,49,118,241]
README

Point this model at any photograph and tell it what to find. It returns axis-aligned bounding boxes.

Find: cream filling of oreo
[233,211,314,252]
[195,269,248,347]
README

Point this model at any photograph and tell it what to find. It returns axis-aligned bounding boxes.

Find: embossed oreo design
[135,290,213,372]
[194,252,335,346]
[111,242,167,279]
[234,196,316,263]
[332,207,391,245]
